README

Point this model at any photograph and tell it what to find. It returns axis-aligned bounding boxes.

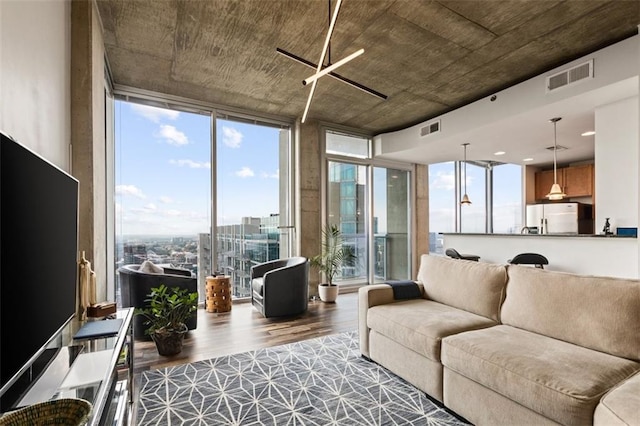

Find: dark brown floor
[132,291,359,375]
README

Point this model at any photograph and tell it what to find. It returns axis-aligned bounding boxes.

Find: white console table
[0,308,134,425]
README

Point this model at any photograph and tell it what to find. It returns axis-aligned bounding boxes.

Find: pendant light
[461,143,471,205]
[546,117,566,200]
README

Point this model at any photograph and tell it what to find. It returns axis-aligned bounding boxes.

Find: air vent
[546,145,568,151]
[420,120,440,137]
[546,60,593,92]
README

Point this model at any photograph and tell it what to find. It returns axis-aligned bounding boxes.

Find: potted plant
[310,224,356,302]
[135,284,198,356]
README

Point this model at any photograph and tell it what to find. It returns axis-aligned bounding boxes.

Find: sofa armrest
[358,284,419,358]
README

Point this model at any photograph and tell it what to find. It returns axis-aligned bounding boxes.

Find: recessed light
[494,151,506,156]
[581,131,596,136]
[523,158,534,162]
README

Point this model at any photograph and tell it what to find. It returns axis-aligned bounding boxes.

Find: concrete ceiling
[96,0,639,137]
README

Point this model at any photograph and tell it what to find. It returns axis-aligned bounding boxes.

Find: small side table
[205,276,232,313]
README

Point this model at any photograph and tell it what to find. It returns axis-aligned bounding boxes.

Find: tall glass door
[373,167,410,282]
[326,161,411,285]
[327,161,368,284]
[215,117,291,298]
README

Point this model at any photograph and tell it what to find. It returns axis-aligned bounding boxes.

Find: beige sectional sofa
[359,254,640,425]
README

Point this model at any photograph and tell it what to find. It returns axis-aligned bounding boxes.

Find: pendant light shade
[461,143,471,205]
[546,117,566,200]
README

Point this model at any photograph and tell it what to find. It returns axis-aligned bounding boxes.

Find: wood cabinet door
[535,169,558,200]
[564,164,593,197]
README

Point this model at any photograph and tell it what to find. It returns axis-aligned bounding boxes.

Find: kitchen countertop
[441,233,637,238]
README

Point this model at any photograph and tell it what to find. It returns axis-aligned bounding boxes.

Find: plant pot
[318,283,339,303]
[151,324,188,356]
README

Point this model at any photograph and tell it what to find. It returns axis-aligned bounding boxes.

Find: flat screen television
[0,132,79,406]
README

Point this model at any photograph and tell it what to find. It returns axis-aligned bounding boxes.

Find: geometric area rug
[137,331,469,425]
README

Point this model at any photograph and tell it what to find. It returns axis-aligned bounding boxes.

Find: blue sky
[115,102,280,236]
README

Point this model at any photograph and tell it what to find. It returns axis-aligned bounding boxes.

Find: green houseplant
[310,224,356,302]
[135,284,198,356]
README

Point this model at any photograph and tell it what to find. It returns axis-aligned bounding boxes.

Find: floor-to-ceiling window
[460,162,487,233]
[493,163,523,233]
[114,101,212,304]
[324,130,411,286]
[428,162,455,254]
[215,117,291,298]
[428,160,522,248]
[114,100,293,302]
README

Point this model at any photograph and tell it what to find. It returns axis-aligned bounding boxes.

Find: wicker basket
[0,398,92,426]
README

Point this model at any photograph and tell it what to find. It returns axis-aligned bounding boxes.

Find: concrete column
[297,119,321,297]
[71,0,107,301]
[414,164,429,278]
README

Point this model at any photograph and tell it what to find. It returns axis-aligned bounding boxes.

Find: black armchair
[118,264,198,339]
[251,257,309,318]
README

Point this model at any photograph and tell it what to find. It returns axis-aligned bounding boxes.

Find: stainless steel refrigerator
[525,203,593,234]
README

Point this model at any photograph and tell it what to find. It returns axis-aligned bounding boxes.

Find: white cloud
[115,184,145,198]
[169,159,211,169]
[159,196,173,204]
[131,104,179,123]
[235,167,255,178]
[144,203,157,211]
[261,169,279,179]
[431,171,455,191]
[158,125,189,146]
[166,209,182,217]
[222,126,243,148]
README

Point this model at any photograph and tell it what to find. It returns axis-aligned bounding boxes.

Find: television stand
[0,308,134,425]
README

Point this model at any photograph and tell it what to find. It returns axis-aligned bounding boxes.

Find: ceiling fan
[276,0,387,123]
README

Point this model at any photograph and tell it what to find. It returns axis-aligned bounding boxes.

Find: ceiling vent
[546,60,593,92]
[546,145,568,151]
[420,120,440,137]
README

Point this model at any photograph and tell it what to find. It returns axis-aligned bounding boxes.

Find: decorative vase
[151,324,188,356]
[318,283,339,303]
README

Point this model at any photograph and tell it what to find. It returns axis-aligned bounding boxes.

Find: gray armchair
[118,264,198,339]
[251,257,309,318]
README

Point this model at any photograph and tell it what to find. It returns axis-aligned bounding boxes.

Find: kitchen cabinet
[535,164,594,200]
[535,169,559,200]
[563,164,593,197]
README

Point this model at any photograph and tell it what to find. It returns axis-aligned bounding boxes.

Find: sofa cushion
[416,254,507,321]
[367,299,496,362]
[502,265,640,361]
[594,372,640,426]
[442,325,640,425]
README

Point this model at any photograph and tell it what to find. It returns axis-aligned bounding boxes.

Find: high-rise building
[197,233,212,302]
[123,244,147,264]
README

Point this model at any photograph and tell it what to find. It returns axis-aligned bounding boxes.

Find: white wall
[595,96,639,231]
[0,0,71,170]
[444,234,639,279]
[375,36,639,158]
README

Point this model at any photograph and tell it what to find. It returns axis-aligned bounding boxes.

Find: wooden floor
[132,291,359,375]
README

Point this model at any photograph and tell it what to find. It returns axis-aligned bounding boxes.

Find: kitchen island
[442,233,638,279]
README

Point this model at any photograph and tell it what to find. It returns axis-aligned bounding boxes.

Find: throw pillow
[139,260,163,274]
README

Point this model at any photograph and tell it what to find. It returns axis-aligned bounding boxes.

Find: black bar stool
[508,253,548,269]
[445,248,480,262]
